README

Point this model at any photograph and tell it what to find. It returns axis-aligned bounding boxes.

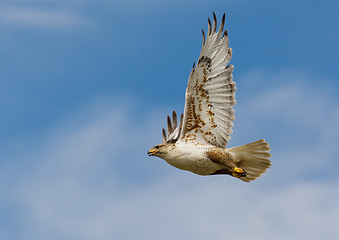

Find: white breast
[162,141,223,175]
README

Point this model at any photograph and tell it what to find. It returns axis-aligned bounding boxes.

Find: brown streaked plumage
[148,13,271,182]
[205,147,236,169]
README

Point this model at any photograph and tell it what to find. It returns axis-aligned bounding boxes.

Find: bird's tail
[228,139,271,182]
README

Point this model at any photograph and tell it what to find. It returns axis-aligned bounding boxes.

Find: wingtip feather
[172,111,177,129]
[207,17,212,35]
[167,116,172,133]
[218,13,225,34]
[212,12,217,33]
[202,29,205,45]
[162,128,167,143]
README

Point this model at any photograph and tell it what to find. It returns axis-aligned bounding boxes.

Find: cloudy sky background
[1,0,339,239]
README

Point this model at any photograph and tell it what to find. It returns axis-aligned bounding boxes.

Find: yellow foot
[232,167,246,177]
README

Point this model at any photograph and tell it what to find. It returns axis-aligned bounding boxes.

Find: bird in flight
[148,13,271,182]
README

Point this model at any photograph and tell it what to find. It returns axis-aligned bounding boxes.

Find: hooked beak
[147,148,158,156]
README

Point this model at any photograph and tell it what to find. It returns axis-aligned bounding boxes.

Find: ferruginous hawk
[148,13,271,182]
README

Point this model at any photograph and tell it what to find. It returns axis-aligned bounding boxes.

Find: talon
[233,167,245,173]
[233,167,246,177]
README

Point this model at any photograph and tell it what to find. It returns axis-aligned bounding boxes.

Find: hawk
[148,13,271,182]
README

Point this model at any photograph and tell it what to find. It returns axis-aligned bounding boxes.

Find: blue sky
[1,0,339,239]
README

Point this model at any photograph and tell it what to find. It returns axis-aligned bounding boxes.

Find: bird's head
[147,143,173,158]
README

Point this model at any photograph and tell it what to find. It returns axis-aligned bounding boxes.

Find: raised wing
[179,13,236,148]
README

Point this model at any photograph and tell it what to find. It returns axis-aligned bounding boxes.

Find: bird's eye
[155,146,160,149]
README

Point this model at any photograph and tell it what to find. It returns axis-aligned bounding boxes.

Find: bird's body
[148,13,271,182]
[160,141,224,176]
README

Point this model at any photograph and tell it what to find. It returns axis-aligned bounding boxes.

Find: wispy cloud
[0,7,93,29]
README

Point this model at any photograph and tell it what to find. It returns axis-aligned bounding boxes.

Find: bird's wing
[162,111,183,143]
[178,13,236,148]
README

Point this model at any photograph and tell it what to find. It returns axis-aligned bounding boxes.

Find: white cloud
[117,179,339,240]
[9,173,339,240]
[0,7,93,29]
[1,71,339,239]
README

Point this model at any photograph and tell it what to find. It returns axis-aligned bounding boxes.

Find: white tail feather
[228,139,271,182]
